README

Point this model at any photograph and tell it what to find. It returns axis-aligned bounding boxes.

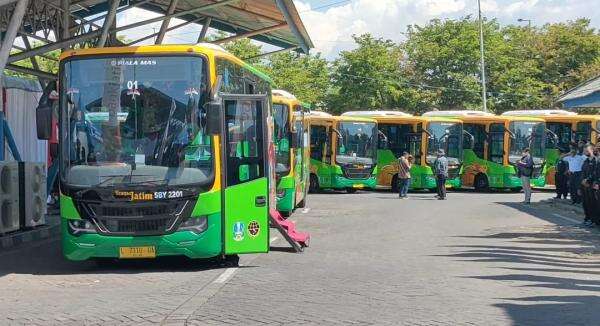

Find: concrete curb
[0,214,60,251]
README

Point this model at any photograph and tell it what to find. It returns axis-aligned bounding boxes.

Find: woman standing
[398,152,412,199]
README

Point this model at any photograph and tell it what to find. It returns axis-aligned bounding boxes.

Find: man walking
[563,148,587,204]
[397,152,412,199]
[517,148,534,204]
[592,144,600,225]
[434,149,448,200]
[580,144,596,227]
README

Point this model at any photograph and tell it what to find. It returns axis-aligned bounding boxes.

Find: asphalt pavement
[2,190,600,325]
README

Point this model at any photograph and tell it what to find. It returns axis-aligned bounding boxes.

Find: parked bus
[36,44,275,261]
[272,90,310,216]
[424,111,546,190]
[308,112,378,193]
[502,110,600,186]
[342,111,464,191]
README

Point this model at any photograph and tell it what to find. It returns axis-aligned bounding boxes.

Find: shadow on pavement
[0,238,235,276]
[437,201,600,325]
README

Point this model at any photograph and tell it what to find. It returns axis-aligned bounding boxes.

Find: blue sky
[118,0,600,60]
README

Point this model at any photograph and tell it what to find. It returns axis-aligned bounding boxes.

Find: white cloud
[295,0,600,59]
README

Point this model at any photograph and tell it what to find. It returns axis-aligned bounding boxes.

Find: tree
[328,34,404,113]
[265,51,329,106]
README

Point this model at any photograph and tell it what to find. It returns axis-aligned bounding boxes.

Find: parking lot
[2,190,600,325]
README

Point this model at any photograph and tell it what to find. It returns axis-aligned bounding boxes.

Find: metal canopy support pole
[197,17,212,43]
[21,36,46,86]
[9,0,239,63]
[61,0,70,50]
[97,0,120,47]
[477,0,488,113]
[155,0,180,44]
[275,0,309,54]
[0,0,17,6]
[243,46,299,60]
[213,23,288,44]
[5,65,58,80]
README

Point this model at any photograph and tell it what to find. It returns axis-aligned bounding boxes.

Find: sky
[116,0,600,60]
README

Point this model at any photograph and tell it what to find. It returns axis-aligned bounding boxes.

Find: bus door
[310,123,332,186]
[487,123,505,186]
[222,95,269,254]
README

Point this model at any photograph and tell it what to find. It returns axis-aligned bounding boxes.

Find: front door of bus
[222,95,269,254]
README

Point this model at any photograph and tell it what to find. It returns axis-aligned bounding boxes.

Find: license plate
[353,184,364,188]
[356,165,364,169]
[119,246,156,259]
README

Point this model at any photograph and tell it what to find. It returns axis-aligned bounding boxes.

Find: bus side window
[576,122,591,143]
[464,123,486,159]
[310,125,327,162]
[488,123,504,164]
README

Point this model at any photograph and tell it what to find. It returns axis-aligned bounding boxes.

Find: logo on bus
[248,221,260,237]
[113,190,154,201]
[233,222,245,241]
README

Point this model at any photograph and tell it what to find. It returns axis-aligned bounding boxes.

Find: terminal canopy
[0,0,314,81]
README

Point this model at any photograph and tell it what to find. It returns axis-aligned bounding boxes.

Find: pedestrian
[592,144,600,225]
[397,152,412,199]
[563,148,587,204]
[555,151,569,199]
[516,148,534,204]
[580,144,596,227]
[433,149,448,200]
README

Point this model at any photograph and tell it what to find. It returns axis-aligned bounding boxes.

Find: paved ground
[2,190,600,325]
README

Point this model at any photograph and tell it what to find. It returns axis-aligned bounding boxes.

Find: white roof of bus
[272,89,297,99]
[422,110,494,117]
[309,111,332,117]
[501,110,577,116]
[196,42,230,53]
[341,110,413,117]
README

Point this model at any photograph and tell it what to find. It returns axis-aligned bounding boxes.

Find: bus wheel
[297,196,307,208]
[391,175,399,193]
[510,187,522,193]
[280,210,291,218]
[346,188,357,194]
[309,174,320,193]
[474,174,489,192]
[222,255,240,267]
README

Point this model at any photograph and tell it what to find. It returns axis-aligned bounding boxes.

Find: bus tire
[280,210,291,218]
[309,174,320,193]
[297,196,307,208]
[391,174,399,193]
[222,255,240,267]
[346,188,357,194]
[510,187,522,193]
[474,174,489,192]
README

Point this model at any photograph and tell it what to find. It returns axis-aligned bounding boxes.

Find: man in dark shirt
[580,144,596,226]
[555,152,569,199]
[593,144,600,226]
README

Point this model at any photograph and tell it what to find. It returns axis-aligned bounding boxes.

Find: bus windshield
[509,121,545,164]
[546,122,572,153]
[273,103,291,175]
[336,121,377,165]
[60,55,212,188]
[426,122,462,165]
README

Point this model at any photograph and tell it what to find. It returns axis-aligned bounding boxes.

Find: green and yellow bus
[424,111,546,190]
[501,110,600,186]
[272,90,310,216]
[342,111,464,191]
[36,44,276,262]
[308,112,378,193]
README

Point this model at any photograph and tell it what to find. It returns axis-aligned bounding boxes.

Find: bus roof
[501,110,577,117]
[308,114,376,124]
[446,115,545,123]
[423,110,494,117]
[59,43,273,84]
[273,90,300,107]
[341,110,413,117]
[272,89,297,100]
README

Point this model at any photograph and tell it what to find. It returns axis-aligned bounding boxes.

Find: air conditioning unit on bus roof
[341,110,413,117]
[309,111,332,117]
[272,89,297,100]
[422,110,494,117]
[501,110,577,116]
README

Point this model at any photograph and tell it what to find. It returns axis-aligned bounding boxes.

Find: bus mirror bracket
[290,130,299,148]
[333,128,343,142]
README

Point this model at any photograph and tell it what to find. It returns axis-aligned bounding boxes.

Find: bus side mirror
[290,130,299,148]
[36,105,52,140]
[205,102,221,135]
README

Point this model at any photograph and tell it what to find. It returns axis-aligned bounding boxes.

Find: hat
[437,149,445,156]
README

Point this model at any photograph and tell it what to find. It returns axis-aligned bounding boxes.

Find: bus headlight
[178,216,208,234]
[68,219,97,236]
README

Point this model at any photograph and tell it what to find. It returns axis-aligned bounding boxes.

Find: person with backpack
[580,144,596,227]
[517,148,534,204]
[397,152,412,199]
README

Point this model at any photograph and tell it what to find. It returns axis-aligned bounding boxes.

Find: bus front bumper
[332,175,377,190]
[62,219,222,261]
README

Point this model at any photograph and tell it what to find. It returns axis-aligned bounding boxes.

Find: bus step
[269,209,310,252]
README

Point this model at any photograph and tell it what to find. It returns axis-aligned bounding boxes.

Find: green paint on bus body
[461,149,522,189]
[276,174,296,213]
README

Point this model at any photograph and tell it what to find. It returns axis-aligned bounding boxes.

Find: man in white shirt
[563,149,587,204]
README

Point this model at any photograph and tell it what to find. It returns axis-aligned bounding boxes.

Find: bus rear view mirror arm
[333,128,343,142]
[290,130,299,148]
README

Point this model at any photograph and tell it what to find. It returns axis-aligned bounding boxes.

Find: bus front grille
[342,167,373,180]
[97,217,174,235]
